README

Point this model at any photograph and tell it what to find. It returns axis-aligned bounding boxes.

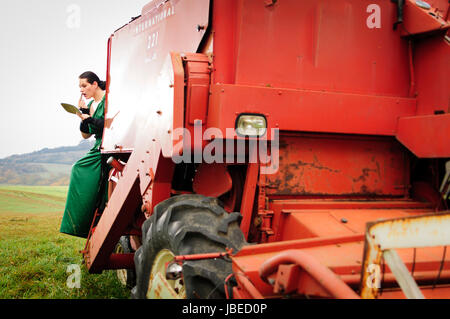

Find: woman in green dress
[60,71,108,238]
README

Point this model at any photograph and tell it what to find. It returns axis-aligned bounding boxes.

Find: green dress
[60,96,107,238]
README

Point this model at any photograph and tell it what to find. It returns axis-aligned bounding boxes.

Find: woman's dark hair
[79,71,106,90]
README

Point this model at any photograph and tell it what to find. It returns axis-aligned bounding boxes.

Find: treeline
[0,140,94,165]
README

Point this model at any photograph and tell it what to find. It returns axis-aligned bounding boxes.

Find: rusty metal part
[148,249,186,299]
[259,249,360,299]
[360,212,450,299]
[367,212,450,250]
[257,161,275,242]
[264,134,410,197]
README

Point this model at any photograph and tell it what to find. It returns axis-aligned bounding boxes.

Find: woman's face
[79,78,97,99]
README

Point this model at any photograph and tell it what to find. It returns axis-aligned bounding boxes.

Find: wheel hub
[147,249,186,299]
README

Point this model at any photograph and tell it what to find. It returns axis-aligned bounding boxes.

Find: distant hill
[0,140,95,186]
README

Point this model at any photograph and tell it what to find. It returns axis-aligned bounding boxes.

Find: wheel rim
[114,244,128,286]
[147,249,186,299]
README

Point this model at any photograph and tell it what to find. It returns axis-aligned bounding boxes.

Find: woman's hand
[80,114,91,121]
[78,94,88,110]
[76,113,91,121]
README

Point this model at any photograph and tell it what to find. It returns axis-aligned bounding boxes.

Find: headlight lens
[236,115,267,137]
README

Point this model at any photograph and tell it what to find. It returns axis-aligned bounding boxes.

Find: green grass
[0,185,69,197]
[0,185,130,299]
[0,185,68,214]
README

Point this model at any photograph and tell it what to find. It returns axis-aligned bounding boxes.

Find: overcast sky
[0,0,150,159]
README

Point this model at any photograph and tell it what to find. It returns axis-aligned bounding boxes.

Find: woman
[60,71,108,238]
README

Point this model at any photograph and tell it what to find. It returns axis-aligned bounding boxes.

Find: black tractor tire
[131,194,246,299]
[114,235,136,289]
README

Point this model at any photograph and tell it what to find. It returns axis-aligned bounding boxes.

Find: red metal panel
[414,35,450,115]
[102,0,210,153]
[396,114,450,158]
[401,0,449,36]
[212,0,239,84]
[183,54,211,128]
[134,53,183,194]
[229,0,411,97]
[207,84,417,137]
[269,199,434,243]
[86,175,141,272]
[187,85,209,124]
[86,52,182,272]
[192,163,232,197]
[425,0,450,13]
[141,150,175,217]
[275,208,433,242]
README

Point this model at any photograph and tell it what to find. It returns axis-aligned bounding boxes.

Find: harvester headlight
[236,114,267,137]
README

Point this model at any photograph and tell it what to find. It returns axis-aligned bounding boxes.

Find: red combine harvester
[82,0,450,299]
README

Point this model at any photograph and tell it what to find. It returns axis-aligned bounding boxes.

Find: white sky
[0,0,150,158]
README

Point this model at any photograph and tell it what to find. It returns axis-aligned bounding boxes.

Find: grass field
[0,185,130,299]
